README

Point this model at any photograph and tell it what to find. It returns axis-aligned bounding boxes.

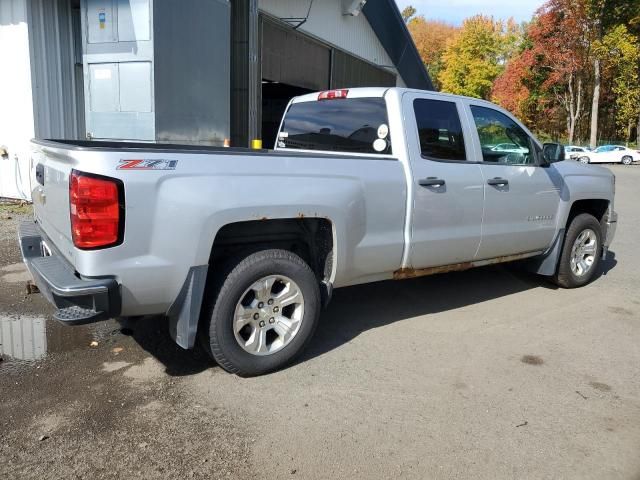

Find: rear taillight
[318,89,349,100]
[70,170,123,249]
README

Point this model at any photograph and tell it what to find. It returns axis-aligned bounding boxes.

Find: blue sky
[394,0,545,25]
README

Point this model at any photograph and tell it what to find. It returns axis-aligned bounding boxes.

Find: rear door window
[279,98,392,155]
[413,98,467,161]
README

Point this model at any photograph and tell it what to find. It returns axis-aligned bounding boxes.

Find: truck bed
[33,139,394,162]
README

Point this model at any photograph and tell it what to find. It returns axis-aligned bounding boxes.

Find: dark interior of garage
[256,17,397,149]
[261,82,312,149]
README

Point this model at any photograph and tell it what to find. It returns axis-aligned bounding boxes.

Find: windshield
[278,98,392,155]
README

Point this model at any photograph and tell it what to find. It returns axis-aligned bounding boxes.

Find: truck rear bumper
[18,221,121,325]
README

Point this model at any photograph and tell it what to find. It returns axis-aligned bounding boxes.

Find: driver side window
[470,106,535,165]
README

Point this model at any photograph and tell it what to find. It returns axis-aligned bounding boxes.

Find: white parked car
[564,145,590,160]
[491,143,528,154]
[577,145,640,165]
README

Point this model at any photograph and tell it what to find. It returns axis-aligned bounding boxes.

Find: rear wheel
[202,249,320,376]
[622,155,633,165]
[553,213,602,288]
[579,156,590,164]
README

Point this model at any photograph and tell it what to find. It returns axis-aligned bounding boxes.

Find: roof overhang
[362,0,434,90]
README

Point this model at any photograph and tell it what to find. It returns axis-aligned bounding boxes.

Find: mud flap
[167,265,208,349]
[524,229,565,276]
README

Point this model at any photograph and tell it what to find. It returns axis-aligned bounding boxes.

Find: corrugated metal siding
[331,49,395,88]
[262,18,330,90]
[28,0,80,141]
[0,0,35,200]
[259,0,396,77]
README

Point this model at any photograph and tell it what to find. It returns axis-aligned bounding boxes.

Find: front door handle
[419,177,446,187]
[487,177,508,186]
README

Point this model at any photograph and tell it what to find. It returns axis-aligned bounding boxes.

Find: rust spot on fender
[393,252,536,280]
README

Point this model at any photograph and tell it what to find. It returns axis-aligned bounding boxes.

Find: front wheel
[579,156,590,164]
[203,249,321,376]
[622,155,633,165]
[553,213,602,288]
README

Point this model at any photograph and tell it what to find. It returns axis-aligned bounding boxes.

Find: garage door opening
[261,81,312,149]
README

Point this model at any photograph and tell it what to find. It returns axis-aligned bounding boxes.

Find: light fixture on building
[342,0,367,16]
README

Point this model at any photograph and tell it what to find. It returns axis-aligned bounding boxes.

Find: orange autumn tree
[407,17,458,90]
[493,0,591,143]
[492,50,534,122]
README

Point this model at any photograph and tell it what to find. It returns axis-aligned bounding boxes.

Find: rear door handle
[419,177,446,187]
[35,163,45,186]
[487,177,508,186]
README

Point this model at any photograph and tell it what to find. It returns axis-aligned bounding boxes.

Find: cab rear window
[278,98,392,155]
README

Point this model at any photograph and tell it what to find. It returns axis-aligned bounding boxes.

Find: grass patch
[0,201,33,216]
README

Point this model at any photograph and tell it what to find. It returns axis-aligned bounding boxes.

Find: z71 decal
[117,159,178,170]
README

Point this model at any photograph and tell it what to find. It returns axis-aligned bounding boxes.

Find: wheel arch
[207,217,336,289]
[528,198,610,277]
[566,198,610,226]
[168,217,336,350]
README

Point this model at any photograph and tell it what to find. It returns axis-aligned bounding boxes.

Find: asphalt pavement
[1,165,639,479]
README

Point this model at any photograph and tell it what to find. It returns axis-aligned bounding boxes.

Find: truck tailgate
[31,144,75,263]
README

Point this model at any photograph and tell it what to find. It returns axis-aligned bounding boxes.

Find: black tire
[553,213,602,288]
[202,249,320,376]
[622,155,633,165]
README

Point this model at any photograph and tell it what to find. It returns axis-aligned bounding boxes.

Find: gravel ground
[1,166,639,479]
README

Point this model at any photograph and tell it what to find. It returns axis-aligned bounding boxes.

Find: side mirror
[542,143,565,164]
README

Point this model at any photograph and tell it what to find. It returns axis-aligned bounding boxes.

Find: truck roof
[290,87,496,106]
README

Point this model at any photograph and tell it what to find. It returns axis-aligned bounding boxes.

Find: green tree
[597,25,640,142]
[438,16,521,99]
[401,6,416,23]
[585,0,640,147]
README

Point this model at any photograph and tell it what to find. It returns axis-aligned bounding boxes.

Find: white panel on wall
[82,0,155,140]
[89,63,120,112]
[119,61,152,112]
[87,0,117,43]
[0,0,35,200]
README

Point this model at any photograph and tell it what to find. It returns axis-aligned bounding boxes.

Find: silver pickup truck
[20,87,617,376]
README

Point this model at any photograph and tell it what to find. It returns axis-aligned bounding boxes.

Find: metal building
[0,0,431,200]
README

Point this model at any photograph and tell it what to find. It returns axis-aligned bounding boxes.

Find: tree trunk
[567,76,575,144]
[566,75,582,145]
[589,58,601,149]
[568,119,575,144]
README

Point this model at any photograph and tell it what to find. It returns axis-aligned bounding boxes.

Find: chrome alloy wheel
[233,275,305,356]
[570,229,598,277]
